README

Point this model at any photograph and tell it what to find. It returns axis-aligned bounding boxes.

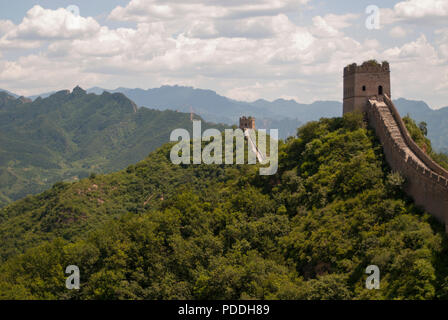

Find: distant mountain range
[0,87,226,207]
[2,85,447,150]
[86,86,344,139]
[24,86,343,139]
[87,86,448,151]
[88,86,341,120]
[393,98,448,153]
[88,87,446,150]
[0,89,19,99]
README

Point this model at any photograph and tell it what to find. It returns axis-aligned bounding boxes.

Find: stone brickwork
[239,116,255,130]
[367,95,448,228]
[343,61,391,114]
[343,61,448,230]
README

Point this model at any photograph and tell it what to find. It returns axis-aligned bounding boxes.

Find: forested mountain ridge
[1,113,448,300]
[86,86,448,151]
[394,98,448,153]
[0,87,226,207]
[88,86,335,139]
[11,85,448,150]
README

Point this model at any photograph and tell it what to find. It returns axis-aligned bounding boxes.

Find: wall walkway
[367,95,448,228]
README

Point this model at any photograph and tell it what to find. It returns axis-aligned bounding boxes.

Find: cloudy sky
[0,0,447,108]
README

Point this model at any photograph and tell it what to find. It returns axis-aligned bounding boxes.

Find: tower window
[362,85,366,91]
[378,85,383,95]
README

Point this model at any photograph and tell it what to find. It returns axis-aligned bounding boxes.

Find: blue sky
[0,0,447,108]
[0,1,126,22]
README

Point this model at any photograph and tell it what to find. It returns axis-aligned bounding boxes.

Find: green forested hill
[1,113,448,300]
[0,87,226,207]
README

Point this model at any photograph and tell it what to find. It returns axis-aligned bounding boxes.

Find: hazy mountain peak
[0,88,227,208]
[17,96,32,104]
[110,92,138,113]
[71,86,86,96]
[0,89,19,98]
[0,92,17,107]
[394,97,432,111]
[49,89,70,99]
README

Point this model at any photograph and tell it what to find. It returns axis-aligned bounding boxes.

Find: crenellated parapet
[366,96,448,227]
[344,61,390,77]
[383,95,448,180]
[343,61,448,229]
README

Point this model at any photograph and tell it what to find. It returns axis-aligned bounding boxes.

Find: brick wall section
[367,94,448,226]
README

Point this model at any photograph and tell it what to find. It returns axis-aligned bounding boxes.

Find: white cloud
[0,5,359,102]
[0,20,14,36]
[319,13,360,29]
[0,5,101,49]
[394,0,448,19]
[389,26,408,38]
[186,20,219,39]
[384,35,438,60]
[311,16,340,38]
[12,5,100,40]
[187,14,295,39]
[364,39,381,49]
[382,0,448,25]
[0,2,447,109]
[435,28,448,60]
[309,13,360,39]
[109,0,311,22]
[226,82,264,101]
[382,35,448,105]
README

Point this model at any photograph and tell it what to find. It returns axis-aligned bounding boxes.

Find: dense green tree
[0,90,227,207]
[1,113,448,300]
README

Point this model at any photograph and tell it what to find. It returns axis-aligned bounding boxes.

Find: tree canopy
[1,113,448,300]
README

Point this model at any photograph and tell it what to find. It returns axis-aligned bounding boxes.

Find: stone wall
[239,116,255,130]
[366,95,448,227]
[343,61,391,114]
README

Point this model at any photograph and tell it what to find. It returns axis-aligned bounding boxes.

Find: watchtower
[239,116,255,130]
[343,60,391,114]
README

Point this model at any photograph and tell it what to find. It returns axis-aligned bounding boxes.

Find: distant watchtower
[239,116,255,130]
[343,60,391,114]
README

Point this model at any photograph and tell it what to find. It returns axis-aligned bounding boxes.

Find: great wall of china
[344,61,448,230]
